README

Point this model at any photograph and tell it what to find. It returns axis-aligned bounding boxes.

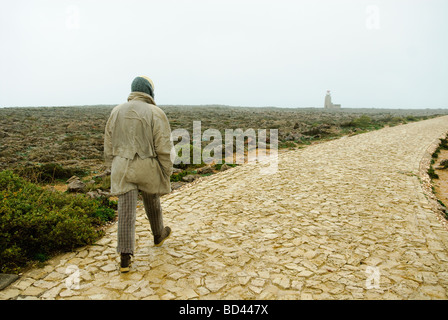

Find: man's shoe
[154,227,171,247]
[120,253,132,273]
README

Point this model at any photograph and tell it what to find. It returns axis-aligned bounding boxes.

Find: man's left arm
[153,111,174,177]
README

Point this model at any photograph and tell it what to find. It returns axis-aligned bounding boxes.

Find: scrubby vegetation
[0,170,116,274]
[429,137,448,217]
[1,106,447,175]
[13,162,88,184]
[429,137,448,180]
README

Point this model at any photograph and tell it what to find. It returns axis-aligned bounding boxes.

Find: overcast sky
[0,0,447,108]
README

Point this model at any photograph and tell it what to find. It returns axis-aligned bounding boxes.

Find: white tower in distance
[324,90,341,109]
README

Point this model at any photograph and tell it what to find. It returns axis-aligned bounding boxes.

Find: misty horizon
[1,0,447,109]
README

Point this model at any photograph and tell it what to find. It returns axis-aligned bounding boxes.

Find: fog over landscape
[4,1,448,304]
[1,0,447,109]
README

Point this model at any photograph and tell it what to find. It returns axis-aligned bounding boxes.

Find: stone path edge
[417,130,448,236]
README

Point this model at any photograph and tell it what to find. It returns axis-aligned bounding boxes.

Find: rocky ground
[1,105,448,175]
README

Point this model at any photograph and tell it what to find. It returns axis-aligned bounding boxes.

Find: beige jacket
[104,92,173,196]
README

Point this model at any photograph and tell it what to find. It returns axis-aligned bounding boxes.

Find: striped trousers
[117,189,164,254]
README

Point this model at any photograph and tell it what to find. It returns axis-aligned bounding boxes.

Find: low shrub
[0,170,116,274]
[279,141,297,149]
[13,163,87,184]
[86,175,111,192]
[405,115,418,122]
[440,138,448,150]
[352,115,373,128]
[170,170,190,182]
[428,167,439,180]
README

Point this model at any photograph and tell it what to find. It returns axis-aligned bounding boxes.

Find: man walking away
[104,76,173,273]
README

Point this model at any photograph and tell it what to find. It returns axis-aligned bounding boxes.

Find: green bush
[352,115,373,129]
[86,175,111,192]
[170,170,190,182]
[13,163,87,184]
[279,141,297,149]
[0,170,116,274]
[405,115,418,122]
[432,147,441,159]
[93,206,116,222]
[428,167,439,180]
[440,138,448,150]
[340,115,374,129]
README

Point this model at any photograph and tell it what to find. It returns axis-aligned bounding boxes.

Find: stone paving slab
[2,116,448,300]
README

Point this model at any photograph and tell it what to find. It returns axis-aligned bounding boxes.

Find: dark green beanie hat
[131,76,154,98]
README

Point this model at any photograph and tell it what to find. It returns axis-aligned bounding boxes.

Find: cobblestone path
[3,116,448,300]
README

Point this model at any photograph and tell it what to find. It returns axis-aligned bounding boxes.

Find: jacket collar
[127,91,156,105]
